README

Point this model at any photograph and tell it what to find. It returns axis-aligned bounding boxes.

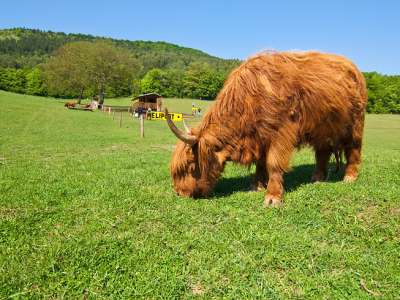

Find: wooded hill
[0,28,238,73]
[0,28,240,101]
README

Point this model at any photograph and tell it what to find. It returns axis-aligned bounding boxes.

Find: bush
[26,67,46,96]
[0,68,28,93]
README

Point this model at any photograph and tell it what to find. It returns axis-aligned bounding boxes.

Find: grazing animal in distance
[166,51,367,207]
[64,101,76,108]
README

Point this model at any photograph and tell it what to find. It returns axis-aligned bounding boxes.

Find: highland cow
[166,51,367,207]
[64,101,76,108]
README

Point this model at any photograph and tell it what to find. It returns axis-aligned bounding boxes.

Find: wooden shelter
[131,93,162,113]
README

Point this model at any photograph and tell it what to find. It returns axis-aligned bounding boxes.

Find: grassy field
[0,90,399,299]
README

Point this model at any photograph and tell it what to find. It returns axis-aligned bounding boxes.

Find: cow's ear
[190,128,200,136]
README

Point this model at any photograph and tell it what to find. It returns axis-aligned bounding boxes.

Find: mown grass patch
[0,90,399,298]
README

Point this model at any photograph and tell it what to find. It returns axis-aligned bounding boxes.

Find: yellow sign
[148,111,183,121]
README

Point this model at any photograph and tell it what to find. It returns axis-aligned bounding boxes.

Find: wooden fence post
[140,114,144,138]
[108,107,111,115]
[120,111,123,128]
[112,111,115,120]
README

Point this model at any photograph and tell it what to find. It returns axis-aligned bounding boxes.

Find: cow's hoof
[343,175,357,183]
[311,173,326,182]
[264,195,283,208]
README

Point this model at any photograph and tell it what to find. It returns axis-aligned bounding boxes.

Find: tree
[131,78,141,97]
[42,42,91,101]
[183,62,224,99]
[26,67,45,95]
[364,72,400,114]
[0,68,27,93]
[85,41,141,104]
[42,41,141,103]
[140,69,165,95]
[140,68,183,97]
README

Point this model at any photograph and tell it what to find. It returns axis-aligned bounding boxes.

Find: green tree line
[0,62,228,100]
[1,61,399,113]
[3,64,399,113]
[363,72,400,113]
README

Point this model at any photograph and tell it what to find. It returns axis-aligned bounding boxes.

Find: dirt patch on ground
[190,282,205,296]
[389,207,400,216]
[105,144,132,151]
[356,205,379,222]
[0,207,20,220]
[151,144,176,151]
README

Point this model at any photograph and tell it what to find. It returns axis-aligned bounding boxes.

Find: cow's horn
[165,108,197,145]
[182,118,191,134]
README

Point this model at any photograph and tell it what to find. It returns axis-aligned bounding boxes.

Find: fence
[100,106,198,138]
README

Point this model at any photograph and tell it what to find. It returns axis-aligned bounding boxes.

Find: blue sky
[1,0,399,74]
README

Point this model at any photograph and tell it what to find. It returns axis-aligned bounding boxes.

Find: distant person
[191,102,196,116]
[146,107,152,120]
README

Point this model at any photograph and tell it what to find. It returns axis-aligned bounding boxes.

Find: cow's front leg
[264,167,284,207]
[250,159,267,191]
[264,129,296,207]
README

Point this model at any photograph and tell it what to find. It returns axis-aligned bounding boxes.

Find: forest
[0,28,399,113]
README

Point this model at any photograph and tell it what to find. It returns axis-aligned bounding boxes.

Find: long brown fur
[170,51,367,204]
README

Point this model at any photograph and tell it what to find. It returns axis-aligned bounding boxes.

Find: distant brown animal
[64,101,76,108]
[166,51,367,207]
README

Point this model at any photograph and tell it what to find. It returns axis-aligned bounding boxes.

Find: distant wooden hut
[131,93,162,113]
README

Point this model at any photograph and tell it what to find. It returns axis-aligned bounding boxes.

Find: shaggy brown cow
[64,101,76,108]
[166,51,367,207]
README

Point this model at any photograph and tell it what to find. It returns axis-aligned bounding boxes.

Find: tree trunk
[77,87,84,104]
[98,83,105,106]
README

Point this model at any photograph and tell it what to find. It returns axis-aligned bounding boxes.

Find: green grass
[0,90,399,298]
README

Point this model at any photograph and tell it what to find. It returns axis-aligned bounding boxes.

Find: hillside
[0,28,239,72]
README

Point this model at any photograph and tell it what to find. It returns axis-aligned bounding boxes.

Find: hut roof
[132,93,162,103]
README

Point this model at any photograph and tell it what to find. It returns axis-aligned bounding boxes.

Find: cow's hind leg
[311,147,331,182]
[344,115,364,182]
[250,159,267,191]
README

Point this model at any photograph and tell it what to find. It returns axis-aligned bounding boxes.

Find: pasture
[0,90,399,298]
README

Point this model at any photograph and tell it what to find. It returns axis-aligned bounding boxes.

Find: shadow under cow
[212,163,344,198]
